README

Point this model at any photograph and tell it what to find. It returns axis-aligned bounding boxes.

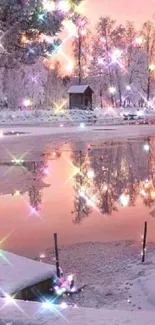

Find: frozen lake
[0,131,155,259]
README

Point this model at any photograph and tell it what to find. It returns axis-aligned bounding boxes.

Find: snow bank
[130,269,155,309]
[0,109,98,125]
[0,298,155,325]
[0,109,123,125]
[1,108,155,127]
[0,250,56,296]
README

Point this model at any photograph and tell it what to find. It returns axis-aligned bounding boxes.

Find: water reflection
[1,139,155,218]
[71,150,93,224]
[70,138,155,222]
[1,137,155,256]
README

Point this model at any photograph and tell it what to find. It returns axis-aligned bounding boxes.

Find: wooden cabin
[67,85,94,110]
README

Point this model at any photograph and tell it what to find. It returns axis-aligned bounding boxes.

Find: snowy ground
[0,108,113,125]
[40,241,155,311]
[1,241,155,324]
[0,108,154,126]
[0,300,155,325]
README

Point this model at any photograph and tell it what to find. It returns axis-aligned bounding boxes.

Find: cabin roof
[67,85,94,94]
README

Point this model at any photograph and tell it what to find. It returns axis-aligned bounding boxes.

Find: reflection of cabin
[67,85,94,110]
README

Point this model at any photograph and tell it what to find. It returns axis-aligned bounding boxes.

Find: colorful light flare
[140,189,146,197]
[98,57,104,65]
[137,110,144,117]
[63,20,77,37]
[42,300,53,310]
[66,61,74,72]
[43,0,55,12]
[80,29,86,36]
[135,36,143,45]
[151,190,155,199]
[149,63,155,71]
[60,302,68,309]
[119,193,129,207]
[87,170,95,179]
[109,87,116,94]
[43,168,49,175]
[58,0,70,12]
[40,253,46,259]
[143,144,150,152]
[12,158,24,165]
[23,98,32,108]
[21,34,28,44]
[53,100,67,114]
[79,122,85,128]
[111,48,122,62]
[5,294,14,304]
[14,190,20,196]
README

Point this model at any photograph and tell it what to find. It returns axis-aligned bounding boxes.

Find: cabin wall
[69,88,94,110]
[70,94,83,109]
[83,95,92,108]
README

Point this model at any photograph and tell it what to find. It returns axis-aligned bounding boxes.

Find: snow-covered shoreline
[0,124,155,163]
[38,240,155,311]
[0,108,154,126]
[1,240,155,324]
[1,300,155,325]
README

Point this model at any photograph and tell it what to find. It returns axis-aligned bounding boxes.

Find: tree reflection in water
[71,149,94,224]
[28,161,48,211]
[70,137,155,223]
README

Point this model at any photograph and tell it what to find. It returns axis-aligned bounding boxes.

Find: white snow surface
[67,85,94,93]
[0,250,56,296]
[0,299,155,325]
[1,243,155,324]
[0,109,99,125]
[0,108,154,125]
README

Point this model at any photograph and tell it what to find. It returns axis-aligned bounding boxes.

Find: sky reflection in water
[0,137,155,257]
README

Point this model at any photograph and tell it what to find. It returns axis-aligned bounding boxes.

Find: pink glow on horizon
[84,0,155,26]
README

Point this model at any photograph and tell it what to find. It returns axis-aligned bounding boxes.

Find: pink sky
[51,0,155,72]
[83,0,155,25]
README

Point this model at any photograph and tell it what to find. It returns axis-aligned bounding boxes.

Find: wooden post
[141,221,147,263]
[54,233,60,278]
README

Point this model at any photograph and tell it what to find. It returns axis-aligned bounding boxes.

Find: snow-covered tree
[122,22,145,107]
[44,61,69,107]
[2,59,47,109]
[89,17,126,107]
[72,15,90,84]
[0,0,82,67]
[140,21,155,102]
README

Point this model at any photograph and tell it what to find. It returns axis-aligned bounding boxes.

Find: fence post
[54,233,61,278]
[141,221,147,263]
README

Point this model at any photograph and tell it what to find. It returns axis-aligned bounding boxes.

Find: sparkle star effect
[42,1,84,71]
[43,0,56,12]
[109,87,116,94]
[52,100,74,122]
[35,296,68,323]
[63,155,84,184]
[23,98,32,108]
[0,293,28,316]
[119,193,130,207]
[144,143,150,152]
